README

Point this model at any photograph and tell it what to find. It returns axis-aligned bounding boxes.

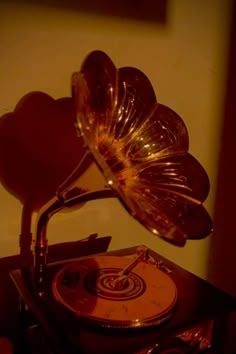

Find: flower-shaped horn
[72,50,213,247]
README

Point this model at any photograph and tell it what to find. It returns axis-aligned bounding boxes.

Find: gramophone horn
[34,51,213,295]
[72,50,213,245]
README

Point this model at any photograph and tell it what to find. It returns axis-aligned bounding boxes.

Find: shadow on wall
[208,2,236,298]
[3,0,168,24]
[0,91,87,263]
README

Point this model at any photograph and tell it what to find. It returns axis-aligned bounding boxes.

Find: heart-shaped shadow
[0,91,87,258]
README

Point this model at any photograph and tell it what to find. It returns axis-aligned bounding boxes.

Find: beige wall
[0,1,233,283]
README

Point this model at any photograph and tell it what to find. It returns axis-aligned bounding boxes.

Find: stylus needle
[111,247,149,289]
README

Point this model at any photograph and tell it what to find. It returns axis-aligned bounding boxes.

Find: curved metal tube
[34,188,115,296]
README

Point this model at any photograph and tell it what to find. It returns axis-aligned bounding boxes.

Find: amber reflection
[0,91,86,257]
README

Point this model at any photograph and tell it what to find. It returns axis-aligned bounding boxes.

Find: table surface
[10,246,236,354]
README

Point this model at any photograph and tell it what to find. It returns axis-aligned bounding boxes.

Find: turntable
[52,247,177,329]
[9,51,236,353]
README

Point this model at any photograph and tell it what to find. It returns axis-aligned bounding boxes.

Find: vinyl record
[52,255,177,329]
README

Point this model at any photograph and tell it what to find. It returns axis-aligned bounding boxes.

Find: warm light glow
[0,0,233,281]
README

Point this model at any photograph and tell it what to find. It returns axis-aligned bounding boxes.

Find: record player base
[9,246,236,354]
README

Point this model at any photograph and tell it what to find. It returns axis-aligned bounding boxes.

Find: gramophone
[12,51,234,354]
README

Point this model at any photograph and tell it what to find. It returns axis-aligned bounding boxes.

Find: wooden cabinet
[10,246,236,354]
